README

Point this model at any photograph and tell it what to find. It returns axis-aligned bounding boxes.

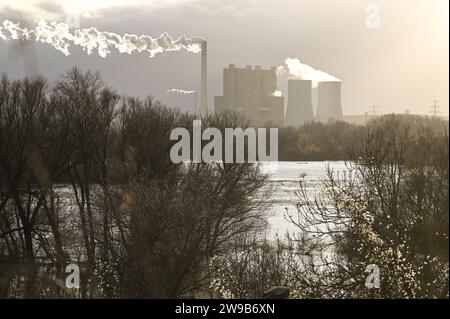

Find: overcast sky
[0,0,448,115]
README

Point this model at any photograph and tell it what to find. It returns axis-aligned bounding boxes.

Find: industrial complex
[212,64,343,127]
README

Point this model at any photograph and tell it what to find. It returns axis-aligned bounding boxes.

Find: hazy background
[0,0,448,115]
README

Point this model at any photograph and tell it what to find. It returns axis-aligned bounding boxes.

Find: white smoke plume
[0,19,205,58]
[272,90,282,97]
[278,57,340,88]
[167,89,196,94]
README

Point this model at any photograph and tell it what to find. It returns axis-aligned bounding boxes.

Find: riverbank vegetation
[217,115,449,298]
[0,69,448,298]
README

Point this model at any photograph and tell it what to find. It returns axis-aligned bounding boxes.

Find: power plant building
[214,64,284,127]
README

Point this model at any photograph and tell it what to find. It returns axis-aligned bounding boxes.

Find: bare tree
[100,102,270,298]
[0,74,75,297]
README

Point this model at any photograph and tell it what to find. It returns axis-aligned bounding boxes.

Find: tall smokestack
[285,80,314,126]
[316,81,343,122]
[194,91,199,115]
[200,41,208,114]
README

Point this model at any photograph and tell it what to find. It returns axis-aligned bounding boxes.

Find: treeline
[278,115,448,161]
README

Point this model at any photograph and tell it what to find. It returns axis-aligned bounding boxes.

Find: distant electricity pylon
[364,106,378,125]
[428,100,441,116]
[369,105,378,116]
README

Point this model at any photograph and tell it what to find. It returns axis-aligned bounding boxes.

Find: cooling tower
[200,41,208,114]
[285,80,314,126]
[316,81,343,122]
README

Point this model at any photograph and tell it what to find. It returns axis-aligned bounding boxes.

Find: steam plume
[167,89,196,94]
[272,90,282,97]
[278,57,340,88]
[0,19,205,58]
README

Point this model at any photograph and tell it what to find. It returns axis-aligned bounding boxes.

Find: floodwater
[261,161,348,237]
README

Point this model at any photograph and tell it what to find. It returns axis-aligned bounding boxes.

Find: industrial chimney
[200,41,208,114]
[285,80,314,126]
[316,81,343,122]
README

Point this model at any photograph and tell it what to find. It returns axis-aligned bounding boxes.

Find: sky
[0,0,448,115]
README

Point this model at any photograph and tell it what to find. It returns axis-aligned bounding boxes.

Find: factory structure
[213,64,343,127]
[214,64,284,126]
